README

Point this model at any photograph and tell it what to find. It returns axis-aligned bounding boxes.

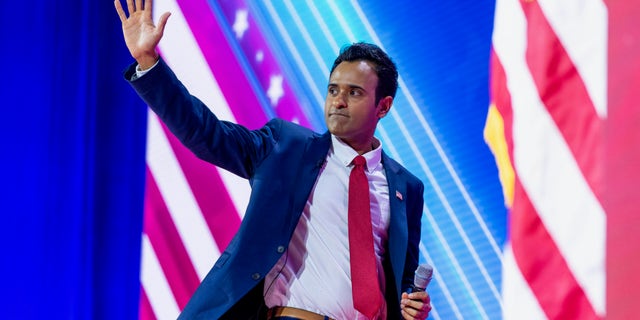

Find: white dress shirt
[264,135,391,320]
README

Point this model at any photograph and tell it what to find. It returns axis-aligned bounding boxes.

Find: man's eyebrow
[327,82,366,91]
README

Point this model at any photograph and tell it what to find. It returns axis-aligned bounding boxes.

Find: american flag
[487,0,640,319]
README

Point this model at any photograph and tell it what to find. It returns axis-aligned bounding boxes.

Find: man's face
[324,60,390,149]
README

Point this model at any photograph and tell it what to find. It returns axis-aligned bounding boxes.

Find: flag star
[255,50,264,63]
[232,9,249,39]
[267,75,284,106]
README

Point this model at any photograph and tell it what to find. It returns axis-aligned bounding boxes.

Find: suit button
[277,246,285,253]
[252,273,261,280]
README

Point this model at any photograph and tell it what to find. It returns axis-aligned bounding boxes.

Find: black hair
[330,42,399,104]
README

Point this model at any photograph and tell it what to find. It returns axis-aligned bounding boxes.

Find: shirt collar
[331,135,383,173]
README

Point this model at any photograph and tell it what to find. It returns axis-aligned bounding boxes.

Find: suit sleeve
[124,59,278,179]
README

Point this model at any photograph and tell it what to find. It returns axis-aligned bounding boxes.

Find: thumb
[401,292,409,300]
[156,12,171,36]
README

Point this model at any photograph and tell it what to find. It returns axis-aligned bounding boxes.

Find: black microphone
[411,263,433,292]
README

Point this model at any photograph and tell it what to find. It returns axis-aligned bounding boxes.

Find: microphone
[411,263,433,292]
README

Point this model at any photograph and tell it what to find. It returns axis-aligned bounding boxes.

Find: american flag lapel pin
[396,190,403,201]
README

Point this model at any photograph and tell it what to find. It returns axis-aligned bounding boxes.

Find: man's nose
[333,92,347,109]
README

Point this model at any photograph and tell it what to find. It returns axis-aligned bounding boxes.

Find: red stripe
[604,1,640,319]
[160,121,241,251]
[491,48,599,318]
[490,49,515,163]
[520,0,604,201]
[174,0,269,129]
[510,179,600,320]
[144,168,200,309]
[139,286,157,320]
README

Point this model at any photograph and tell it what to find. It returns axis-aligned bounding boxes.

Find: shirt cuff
[134,60,160,79]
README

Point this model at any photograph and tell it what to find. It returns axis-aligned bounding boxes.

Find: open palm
[114,0,170,69]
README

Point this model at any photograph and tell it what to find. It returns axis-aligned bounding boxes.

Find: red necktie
[349,155,382,319]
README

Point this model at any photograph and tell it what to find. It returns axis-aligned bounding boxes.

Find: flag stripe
[147,113,220,280]
[521,0,604,200]
[139,287,158,320]
[160,122,241,251]
[537,0,608,118]
[144,169,200,308]
[501,244,546,320]
[493,0,606,316]
[141,234,181,320]
[154,0,236,123]
[490,52,598,317]
[511,179,599,319]
[487,50,516,206]
[173,0,267,129]
[154,0,252,220]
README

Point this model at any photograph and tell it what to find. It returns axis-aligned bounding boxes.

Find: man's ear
[377,96,393,119]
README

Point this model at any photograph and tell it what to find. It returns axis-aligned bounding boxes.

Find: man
[115,0,431,319]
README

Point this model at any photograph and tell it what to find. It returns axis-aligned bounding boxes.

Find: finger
[126,0,135,15]
[145,0,152,14]
[114,0,127,23]
[401,307,415,318]
[409,291,430,303]
[404,298,423,311]
[135,0,143,13]
[401,308,421,320]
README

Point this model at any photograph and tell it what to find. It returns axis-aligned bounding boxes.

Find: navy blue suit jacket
[126,59,424,319]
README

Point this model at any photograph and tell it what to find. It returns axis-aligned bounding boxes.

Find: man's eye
[350,90,361,96]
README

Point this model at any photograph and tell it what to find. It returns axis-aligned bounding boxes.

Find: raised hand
[114,0,171,69]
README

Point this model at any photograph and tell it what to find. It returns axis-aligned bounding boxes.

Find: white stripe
[501,243,547,320]
[147,113,220,279]
[155,0,251,218]
[141,234,181,320]
[537,0,608,118]
[493,0,606,315]
[155,0,234,122]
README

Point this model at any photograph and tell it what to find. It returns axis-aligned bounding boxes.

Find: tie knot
[352,155,366,167]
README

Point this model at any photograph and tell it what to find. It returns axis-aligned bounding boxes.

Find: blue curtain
[0,1,146,319]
